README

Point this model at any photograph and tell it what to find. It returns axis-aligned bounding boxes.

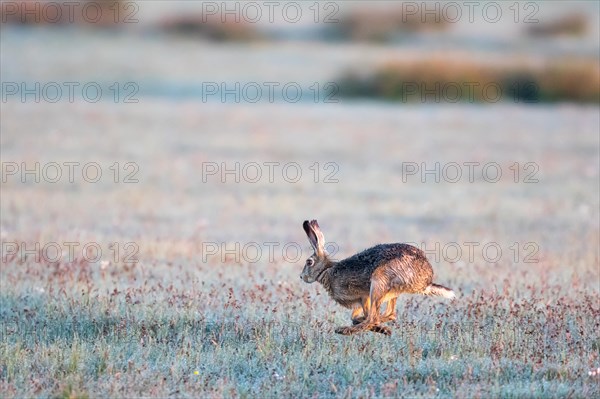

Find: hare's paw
[335,326,356,335]
[352,317,366,325]
[370,325,392,336]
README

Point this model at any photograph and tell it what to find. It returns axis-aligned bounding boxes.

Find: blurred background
[1,0,599,288]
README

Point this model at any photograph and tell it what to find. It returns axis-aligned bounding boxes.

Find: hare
[301,220,455,336]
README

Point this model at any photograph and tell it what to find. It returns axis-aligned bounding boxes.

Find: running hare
[301,220,455,336]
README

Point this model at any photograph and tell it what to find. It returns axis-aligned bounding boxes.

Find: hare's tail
[423,283,456,300]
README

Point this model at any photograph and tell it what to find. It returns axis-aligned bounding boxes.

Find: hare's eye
[306,258,314,266]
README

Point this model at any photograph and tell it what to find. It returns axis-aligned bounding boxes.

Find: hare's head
[301,220,333,283]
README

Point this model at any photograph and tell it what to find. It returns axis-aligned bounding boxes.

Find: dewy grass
[1,103,598,397]
[1,252,599,397]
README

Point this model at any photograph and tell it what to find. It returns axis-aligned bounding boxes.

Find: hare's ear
[309,219,326,256]
[303,220,319,253]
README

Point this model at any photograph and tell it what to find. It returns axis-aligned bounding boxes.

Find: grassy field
[1,100,599,397]
[2,3,599,396]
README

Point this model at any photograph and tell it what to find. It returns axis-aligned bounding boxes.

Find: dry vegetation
[320,7,448,42]
[336,57,600,103]
[526,14,588,37]
[154,15,260,42]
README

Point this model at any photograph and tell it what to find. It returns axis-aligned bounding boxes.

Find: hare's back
[334,243,433,294]
[368,243,434,293]
[341,243,428,270]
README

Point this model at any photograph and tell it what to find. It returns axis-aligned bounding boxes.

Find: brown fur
[300,220,456,336]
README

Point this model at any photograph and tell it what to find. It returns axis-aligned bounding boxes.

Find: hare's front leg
[363,281,392,335]
[380,297,397,323]
[337,283,391,336]
[352,298,394,325]
[351,306,365,325]
[337,298,370,334]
